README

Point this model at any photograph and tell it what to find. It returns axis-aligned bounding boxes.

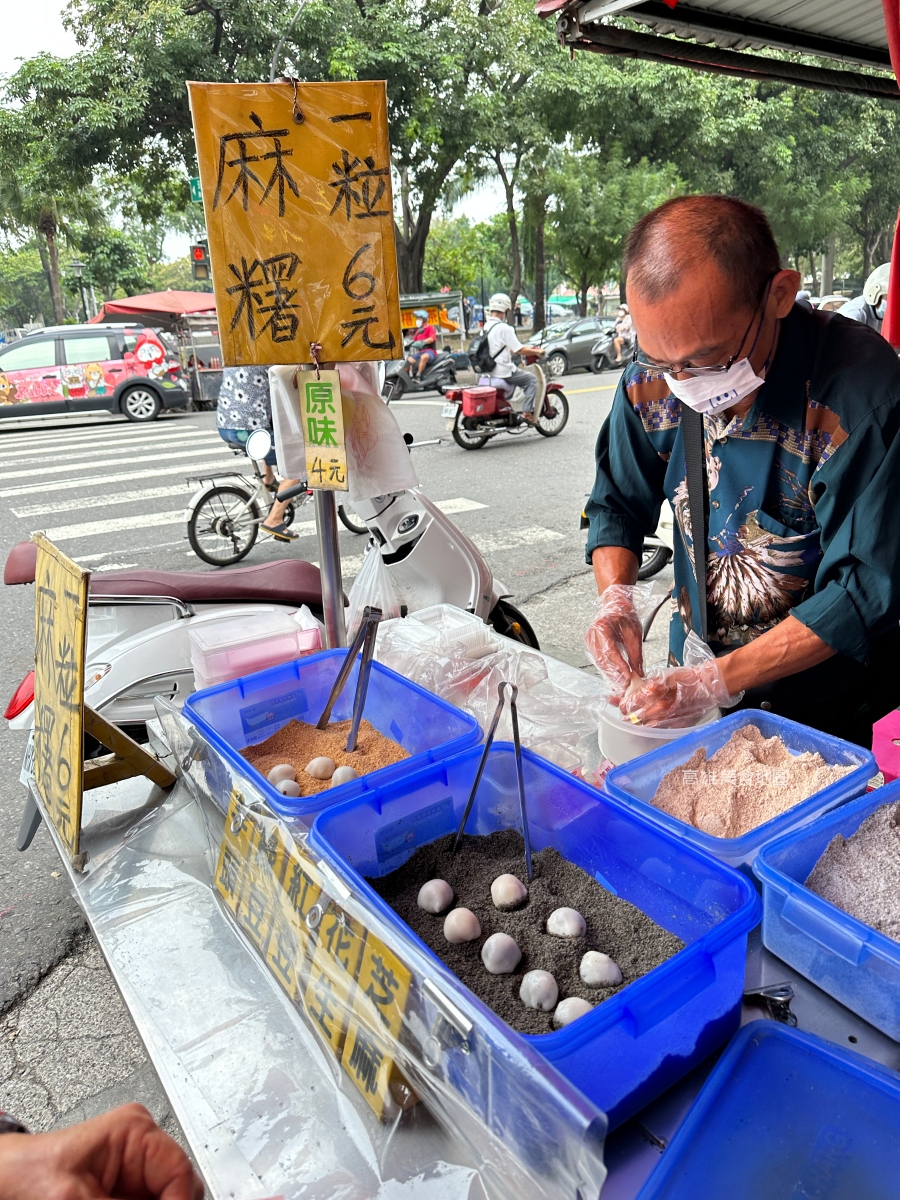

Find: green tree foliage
[422,215,514,300]
[77,227,150,300]
[0,242,53,328]
[549,150,682,313]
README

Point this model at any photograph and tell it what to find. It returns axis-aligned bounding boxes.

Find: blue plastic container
[310,743,760,1127]
[637,1022,900,1199]
[754,782,900,1040]
[604,710,874,874]
[183,649,482,821]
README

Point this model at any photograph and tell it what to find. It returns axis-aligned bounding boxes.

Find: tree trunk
[579,272,589,317]
[532,199,546,333]
[807,252,818,297]
[820,237,835,296]
[43,231,66,324]
[494,153,522,324]
[394,210,431,294]
[35,237,54,316]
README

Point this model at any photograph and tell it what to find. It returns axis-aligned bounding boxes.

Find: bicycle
[186,431,367,566]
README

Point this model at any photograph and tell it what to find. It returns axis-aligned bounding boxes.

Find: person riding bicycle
[216,367,302,542]
[407,309,438,378]
[484,293,538,422]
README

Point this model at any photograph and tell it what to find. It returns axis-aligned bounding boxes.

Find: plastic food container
[604,710,874,874]
[309,743,760,1127]
[598,702,719,766]
[754,782,900,1039]
[637,1022,900,1199]
[188,608,320,690]
[183,649,482,822]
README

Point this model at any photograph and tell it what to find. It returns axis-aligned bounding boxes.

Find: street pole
[70,261,89,323]
[314,489,347,648]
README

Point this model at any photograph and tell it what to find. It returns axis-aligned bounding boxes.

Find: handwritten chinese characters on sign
[32,536,88,858]
[188,81,402,366]
[301,369,348,491]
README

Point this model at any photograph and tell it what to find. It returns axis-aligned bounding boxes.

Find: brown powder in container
[652,724,854,839]
[243,718,408,797]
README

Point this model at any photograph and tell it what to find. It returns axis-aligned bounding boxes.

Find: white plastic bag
[346,542,401,638]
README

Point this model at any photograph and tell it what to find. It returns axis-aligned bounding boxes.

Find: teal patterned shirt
[585,305,900,665]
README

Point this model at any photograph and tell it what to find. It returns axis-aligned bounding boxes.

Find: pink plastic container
[189,609,320,690]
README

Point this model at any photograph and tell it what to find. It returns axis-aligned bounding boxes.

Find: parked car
[539,316,616,376]
[526,318,578,349]
[0,323,190,423]
[815,294,850,312]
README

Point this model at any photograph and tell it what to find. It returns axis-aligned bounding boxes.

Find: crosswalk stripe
[3,444,234,483]
[0,425,205,456]
[470,526,565,554]
[0,434,212,470]
[436,497,487,515]
[0,460,241,498]
[12,484,197,518]
[39,496,493,545]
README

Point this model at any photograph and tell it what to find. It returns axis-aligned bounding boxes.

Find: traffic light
[190,242,210,282]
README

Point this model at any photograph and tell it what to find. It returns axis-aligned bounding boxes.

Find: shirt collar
[737,303,815,428]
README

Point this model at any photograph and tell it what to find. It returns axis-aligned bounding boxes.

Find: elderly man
[585,195,900,746]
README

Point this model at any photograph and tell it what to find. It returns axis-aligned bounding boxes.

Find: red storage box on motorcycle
[461,385,504,418]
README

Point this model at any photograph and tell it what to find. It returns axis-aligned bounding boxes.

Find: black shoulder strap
[680,403,709,643]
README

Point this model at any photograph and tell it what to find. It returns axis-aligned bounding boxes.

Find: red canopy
[882,0,900,347]
[90,291,216,326]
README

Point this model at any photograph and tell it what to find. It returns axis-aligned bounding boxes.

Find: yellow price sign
[301,369,348,491]
[188,80,401,367]
[32,536,89,857]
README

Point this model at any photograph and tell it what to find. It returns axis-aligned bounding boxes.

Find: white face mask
[664,356,768,416]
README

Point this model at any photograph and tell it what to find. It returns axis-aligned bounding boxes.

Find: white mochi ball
[267,763,296,784]
[552,997,594,1028]
[305,756,336,780]
[491,873,528,911]
[275,779,302,797]
[481,932,522,974]
[443,908,481,944]
[580,951,623,988]
[417,879,454,914]
[546,907,586,938]
[519,970,559,1011]
[330,765,360,787]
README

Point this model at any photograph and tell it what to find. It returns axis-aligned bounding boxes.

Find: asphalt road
[0,366,666,1131]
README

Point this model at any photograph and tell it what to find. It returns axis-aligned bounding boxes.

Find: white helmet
[863,263,890,308]
[488,292,512,314]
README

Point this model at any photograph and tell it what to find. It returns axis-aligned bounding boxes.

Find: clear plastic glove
[584,584,645,695]
[619,633,743,727]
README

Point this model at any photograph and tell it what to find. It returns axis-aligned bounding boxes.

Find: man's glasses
[631,276,774,377]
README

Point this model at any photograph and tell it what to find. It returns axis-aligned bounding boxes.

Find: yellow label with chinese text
[188,80,401,366]
[32,536,89,858]
[300,369,348,490]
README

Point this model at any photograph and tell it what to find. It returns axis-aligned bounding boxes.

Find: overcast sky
[1,4,79,78]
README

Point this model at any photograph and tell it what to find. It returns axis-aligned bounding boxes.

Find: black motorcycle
[382,338,458,401]
[590,328,633,374]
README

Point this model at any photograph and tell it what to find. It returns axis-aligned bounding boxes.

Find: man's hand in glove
[619,654,739,727]
[584,584,644,696]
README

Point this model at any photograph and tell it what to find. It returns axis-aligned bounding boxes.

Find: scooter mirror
[245,428,272,462]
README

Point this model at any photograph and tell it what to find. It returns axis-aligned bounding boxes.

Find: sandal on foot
[261,522,298,542]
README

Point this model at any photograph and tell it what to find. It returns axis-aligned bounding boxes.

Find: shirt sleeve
[792,395,900,660]
[584,377,668,565]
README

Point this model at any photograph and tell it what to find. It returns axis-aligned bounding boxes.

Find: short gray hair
[624,195,781,312]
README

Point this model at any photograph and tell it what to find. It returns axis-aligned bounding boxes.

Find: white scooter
[4,431,535,759]
[639,502,675,579]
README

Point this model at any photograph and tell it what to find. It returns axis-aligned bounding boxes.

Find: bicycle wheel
[338,503,368,535]
[188,486,260,565]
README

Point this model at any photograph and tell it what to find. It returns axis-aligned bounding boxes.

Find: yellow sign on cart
[32,536,89,857]
[188,80,402,367]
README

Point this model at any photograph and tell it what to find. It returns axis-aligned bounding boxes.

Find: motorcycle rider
[611,303,634,365]
[838,264,890,334]
[484,292,538,422]
[407,309,438,377]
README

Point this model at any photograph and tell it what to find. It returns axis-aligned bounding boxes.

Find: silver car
[542,317,615,376]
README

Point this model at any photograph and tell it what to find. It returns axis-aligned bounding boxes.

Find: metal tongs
[451,681,533,882]
[316,606,383,752]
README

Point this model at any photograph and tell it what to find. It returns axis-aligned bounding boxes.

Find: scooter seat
[4,543,327,608]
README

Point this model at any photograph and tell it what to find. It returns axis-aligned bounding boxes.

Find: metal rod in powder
[316,606,375,730]
[508,688,532,882]
[452,682,514,855]
[345,608,382,752]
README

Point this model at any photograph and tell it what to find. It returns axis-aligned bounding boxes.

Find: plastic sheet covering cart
[26,704,608,1200]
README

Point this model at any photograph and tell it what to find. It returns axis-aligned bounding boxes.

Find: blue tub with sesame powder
[183,648,482,823]
[309,742,760,1127]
